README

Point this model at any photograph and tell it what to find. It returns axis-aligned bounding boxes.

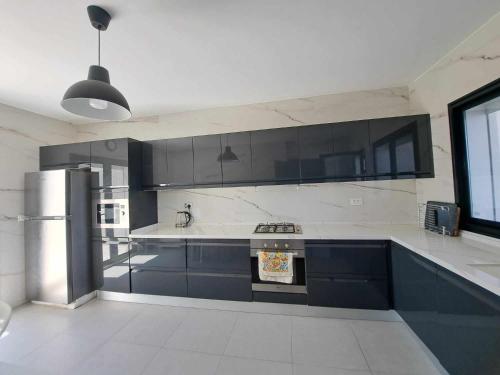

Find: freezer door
[25,218,70,304]
[25,170,68,217]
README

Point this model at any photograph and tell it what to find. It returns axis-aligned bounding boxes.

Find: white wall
[0,103,76,307]
[76,86,421,226]
[409,12,500,206]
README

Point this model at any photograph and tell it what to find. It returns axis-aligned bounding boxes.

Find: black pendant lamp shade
[61,6,131,121]
[217,146,239,162]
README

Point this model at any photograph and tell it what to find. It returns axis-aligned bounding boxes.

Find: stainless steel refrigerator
[24,169,93,305]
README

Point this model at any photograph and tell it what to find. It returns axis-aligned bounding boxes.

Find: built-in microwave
[93,198,129,229]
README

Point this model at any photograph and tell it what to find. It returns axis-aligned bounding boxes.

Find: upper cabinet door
[193,135,222,186]
[90,139,129,188]
[299,124,333,182]
[40,142,91,171]
[221,132,253,186]
[166,137,194,187]
[369,115,434,178]
[142,140,168,188]
[251,127,300,184]
[329,120,372,179]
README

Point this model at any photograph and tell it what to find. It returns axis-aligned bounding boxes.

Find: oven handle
[250,249,304,257]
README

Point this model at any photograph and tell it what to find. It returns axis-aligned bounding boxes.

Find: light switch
[350,198,363,206]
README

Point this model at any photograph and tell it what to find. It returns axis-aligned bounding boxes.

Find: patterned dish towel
[258,251,294,284]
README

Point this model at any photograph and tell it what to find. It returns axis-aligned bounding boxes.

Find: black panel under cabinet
[193,134,223,186]
[253,291,307,305]
[251,127,300,184]
[130,239,186,271]
[187,240,250,274]
[187,273,252,301]
[40,142,91,170]
[221,132,253,186]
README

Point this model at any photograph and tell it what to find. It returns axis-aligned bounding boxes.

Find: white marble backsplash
[158,179,418,226]
[0,103,76,307]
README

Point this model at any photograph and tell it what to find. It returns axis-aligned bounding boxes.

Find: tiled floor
[0,300,444,375]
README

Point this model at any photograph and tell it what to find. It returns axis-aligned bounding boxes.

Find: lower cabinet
[307,277,389,309]
[392,242,500,375]
[187,240,252,301]
[93,237,131,293]
[130,269,187,297]
[187,273,252,301]
[306,240,390,310]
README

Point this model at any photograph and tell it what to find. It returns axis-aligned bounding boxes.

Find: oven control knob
[263,243,268,248]
[284,243,289,249]
[274,243,278,249]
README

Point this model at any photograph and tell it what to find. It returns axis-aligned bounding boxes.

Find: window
[449,78,500,238]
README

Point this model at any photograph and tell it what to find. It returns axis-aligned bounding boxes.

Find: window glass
[464,97,500,222]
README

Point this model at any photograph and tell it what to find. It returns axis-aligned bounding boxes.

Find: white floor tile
[17,333,105,375]
[74,341,160,375]
[293,363,372,375]
[216,356,292,375]
[0,361,54,375]
[351,320,441,375]
[165,309,237,354]
[142,348,221,375]
[292,316,368,371]
[112,305,185,347]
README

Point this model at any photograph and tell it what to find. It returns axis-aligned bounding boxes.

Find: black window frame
[449,77,500,239]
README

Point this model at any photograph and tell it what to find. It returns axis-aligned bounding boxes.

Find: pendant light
[217,135,239,162]
[61,6,131,121]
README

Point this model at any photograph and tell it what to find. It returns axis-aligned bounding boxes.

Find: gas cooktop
[254,222,301,234]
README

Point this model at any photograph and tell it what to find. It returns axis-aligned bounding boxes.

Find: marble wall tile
[157,180,418,226]
[409,12,500,206]
[75,86,414,141]
[0,103,76,307]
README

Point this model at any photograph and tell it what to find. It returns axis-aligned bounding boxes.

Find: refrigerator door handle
[18,215,71,222]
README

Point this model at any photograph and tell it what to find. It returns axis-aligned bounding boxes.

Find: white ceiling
[1,1,499,124]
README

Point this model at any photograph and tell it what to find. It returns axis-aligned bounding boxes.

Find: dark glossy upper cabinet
[221,132,253,186]
[298,124,333,182]
[91,139,129,189]
[40,142,91,171]
[166,137,194,187]
[142,140,168,188]
[329,120,371,179]
[251,127,300,184]
[142,137,194,188]
[193,135,222,187]
[369,115,434,178]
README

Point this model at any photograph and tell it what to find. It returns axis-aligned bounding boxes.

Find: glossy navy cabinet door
[130,239,186,271]
[90,139,130,188]
[187,273,252,301]
[369,115,433,179]
[329,120,371,179]
[306,241,388,278]
[131,269,187,297]
[391,243,439,354]
[221,132,253,186]
[40,142,91,171]
[307,277,389,310]
[299,124,333,182]
[187,240,250,274]
[166,137,194,187]
[436,268,500,375]
[251,127,300,184]
[193,134,222,186]
[92,237,130,293]
[142,140,168,188]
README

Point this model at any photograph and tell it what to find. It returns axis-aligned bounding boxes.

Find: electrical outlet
[350,198,363,206]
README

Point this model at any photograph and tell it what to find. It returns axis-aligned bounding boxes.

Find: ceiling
[1,1,499,124]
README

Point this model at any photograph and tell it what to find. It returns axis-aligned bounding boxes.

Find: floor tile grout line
[349,321,374,374]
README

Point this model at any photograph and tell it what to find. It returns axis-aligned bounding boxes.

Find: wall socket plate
[350,198,363,206]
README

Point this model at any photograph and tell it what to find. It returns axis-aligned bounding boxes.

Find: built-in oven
[250,239,307,304]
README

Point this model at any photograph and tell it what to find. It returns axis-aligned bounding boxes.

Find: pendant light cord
[98,29,101,66]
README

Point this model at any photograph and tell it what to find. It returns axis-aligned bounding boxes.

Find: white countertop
[131,223,500,297]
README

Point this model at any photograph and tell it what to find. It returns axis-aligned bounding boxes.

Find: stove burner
[254,222,300,234]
